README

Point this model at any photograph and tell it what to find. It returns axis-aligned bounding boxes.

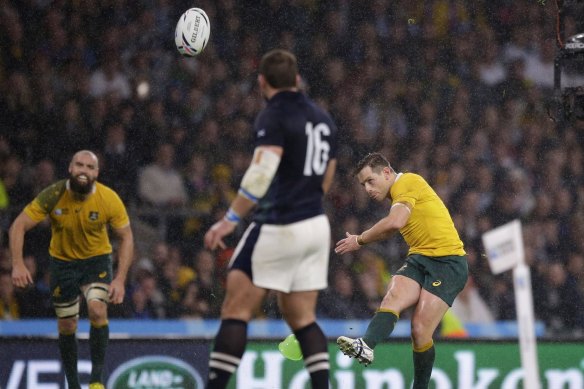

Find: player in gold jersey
[9,150,134,389]
[335,153,468,389]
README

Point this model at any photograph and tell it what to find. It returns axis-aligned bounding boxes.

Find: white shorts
[229,214,331,293]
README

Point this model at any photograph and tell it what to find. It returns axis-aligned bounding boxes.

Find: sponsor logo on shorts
[99,271,107,279]
[432,280,442,287]
[52,286,61,297]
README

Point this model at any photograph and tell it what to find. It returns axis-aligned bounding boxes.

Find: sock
[413,341,435,389]
[59,332,80,389]
[89,321,109,384]
[363,309,399,348]
[207,319,248,389]
[294,322,329,389]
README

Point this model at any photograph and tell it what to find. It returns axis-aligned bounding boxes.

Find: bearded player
[10,150,134,389]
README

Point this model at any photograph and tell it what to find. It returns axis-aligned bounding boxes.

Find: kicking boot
[337,336,374,366]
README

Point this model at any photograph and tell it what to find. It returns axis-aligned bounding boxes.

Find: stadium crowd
[1,0,584,337]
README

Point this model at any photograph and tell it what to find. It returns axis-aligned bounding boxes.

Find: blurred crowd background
[1,0,584,338]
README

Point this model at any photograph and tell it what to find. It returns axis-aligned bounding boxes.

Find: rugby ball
[175,8,210,57]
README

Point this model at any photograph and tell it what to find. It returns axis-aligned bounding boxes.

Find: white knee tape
[84,283,110,303]
[54,298,80,319]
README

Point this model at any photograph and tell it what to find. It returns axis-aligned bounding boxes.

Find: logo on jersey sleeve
[54,208,69,216]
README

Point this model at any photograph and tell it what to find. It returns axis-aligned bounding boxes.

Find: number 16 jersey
[252,91,338,225]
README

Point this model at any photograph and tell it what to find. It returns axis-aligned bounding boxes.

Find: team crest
[89,211,99,221]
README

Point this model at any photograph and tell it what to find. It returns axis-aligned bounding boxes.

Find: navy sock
[206,319,248,389]
[294,322,329,389]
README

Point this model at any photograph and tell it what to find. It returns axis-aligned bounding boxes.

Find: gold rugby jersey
[24,180,130,261]
[390,173,465,257]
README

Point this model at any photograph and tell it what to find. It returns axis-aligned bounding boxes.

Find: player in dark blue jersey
[204,49,338,389]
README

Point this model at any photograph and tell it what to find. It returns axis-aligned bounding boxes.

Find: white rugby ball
[175,8,210,57]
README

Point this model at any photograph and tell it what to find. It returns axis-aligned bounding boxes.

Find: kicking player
[10,150,134,389]
[203,49,338,389]
[334,152,468,389]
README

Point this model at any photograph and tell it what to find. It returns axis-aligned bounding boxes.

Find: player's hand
[334,232,362,254]
[12,262,33,288]
[109,277,126,304]
[204,219,236,250]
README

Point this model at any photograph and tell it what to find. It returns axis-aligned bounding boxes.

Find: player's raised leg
[337,275,421,365]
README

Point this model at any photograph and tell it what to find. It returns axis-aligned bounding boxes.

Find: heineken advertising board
[229,342,584,389]
[1,339,583,388]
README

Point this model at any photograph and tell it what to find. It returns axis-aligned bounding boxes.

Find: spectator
[89,54,131,100]
[318,267,370,319]
[100,122,138,203]
[137,143,189,242]
[178,281,209,319]
[137,143,188,208]
[27,159,57,197]
[192,249,224,317]
[536,262,584,334]
[129,269,166,319]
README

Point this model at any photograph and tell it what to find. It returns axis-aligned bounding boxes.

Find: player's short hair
[259,49,298,89]
[354,152,393,176]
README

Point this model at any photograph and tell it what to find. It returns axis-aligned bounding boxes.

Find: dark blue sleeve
[254,109,284,147]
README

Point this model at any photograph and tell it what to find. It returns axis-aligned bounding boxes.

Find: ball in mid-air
[175,8,210,57]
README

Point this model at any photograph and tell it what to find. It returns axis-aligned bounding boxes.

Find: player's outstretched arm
[9,212,40,288]
[335,202,412,254]
[204,145,283,250]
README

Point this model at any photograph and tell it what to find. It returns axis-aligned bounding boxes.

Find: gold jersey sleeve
[391,173,465,257]
[24,181,130,261]
[24,180,68,222]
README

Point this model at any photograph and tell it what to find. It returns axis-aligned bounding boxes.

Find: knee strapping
[54,297,80,319]
[84,283,109,303]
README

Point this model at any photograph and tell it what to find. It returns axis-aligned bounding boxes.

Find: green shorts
[49,254,113,304]
[395,254,468,306]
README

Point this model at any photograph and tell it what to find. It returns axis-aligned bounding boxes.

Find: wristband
[356,234,365,246]
[224,207,241,224]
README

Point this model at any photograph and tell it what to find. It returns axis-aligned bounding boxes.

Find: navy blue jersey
[252,91,338,224]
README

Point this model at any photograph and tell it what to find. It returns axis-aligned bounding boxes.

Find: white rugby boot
[337,336,374,366]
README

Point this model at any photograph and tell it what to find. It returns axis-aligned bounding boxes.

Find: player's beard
[69,174,95,195]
